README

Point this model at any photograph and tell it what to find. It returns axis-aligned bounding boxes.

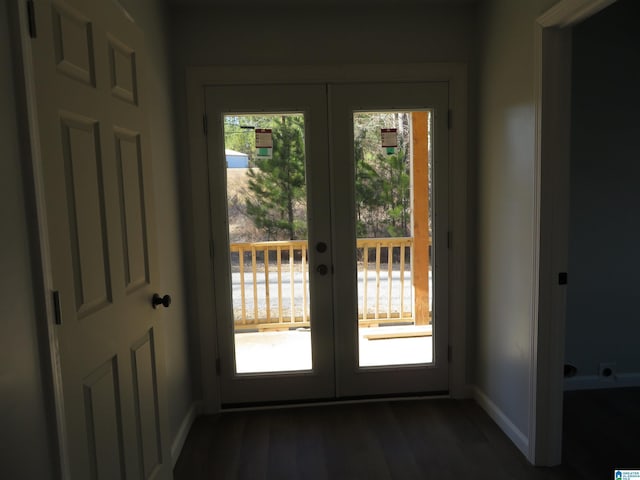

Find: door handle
[316,264,329,276]
[152,293,172,309]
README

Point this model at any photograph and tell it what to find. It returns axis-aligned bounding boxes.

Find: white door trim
[537,0,617,27]
[530,0,617,466]
[185,63,470,413]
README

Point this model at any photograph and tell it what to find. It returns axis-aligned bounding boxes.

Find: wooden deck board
[364,326,432,340]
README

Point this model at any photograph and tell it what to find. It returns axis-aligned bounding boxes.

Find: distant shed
[225,149,249,168]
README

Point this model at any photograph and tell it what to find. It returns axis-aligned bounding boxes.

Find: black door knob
[152,293,172,309]
[316,241,327,253]
[316,264,328,276]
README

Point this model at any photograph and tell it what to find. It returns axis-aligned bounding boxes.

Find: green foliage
[355,145,411,238]
[244,115,307,240]
[227,112,418,242]
[354,112,412,238]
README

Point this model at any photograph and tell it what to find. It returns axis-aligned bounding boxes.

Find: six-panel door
[32,0,171,477]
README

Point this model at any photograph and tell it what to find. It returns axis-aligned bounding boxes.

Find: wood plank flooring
[174,397,588,479]
[561,387,640,480]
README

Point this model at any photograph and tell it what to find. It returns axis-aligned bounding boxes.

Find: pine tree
[245,116,307,240]
[354,112,412,239]
[383,147,411,237]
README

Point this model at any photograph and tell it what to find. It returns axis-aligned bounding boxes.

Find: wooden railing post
[412,112,431,325]
[400,241,406,319]
[252,246,258,323]
[276,247,283,323]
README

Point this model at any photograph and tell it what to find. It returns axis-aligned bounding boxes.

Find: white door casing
[185,63,468,412]
[30,0,171,477]
[531,0,617,466]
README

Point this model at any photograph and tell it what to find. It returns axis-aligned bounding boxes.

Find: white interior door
[31,0,171,477]
[206,82,449,405]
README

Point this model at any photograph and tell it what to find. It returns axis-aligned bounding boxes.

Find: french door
[205,82,449,405]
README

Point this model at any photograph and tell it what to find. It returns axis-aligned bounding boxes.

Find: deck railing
[230,240,310,331]
[230,237,421,331]
[357,237,413,327]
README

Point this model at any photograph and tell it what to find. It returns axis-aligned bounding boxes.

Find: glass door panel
[206,84,335,405]
[353,111,434,368]
[223,113,312,374]
[330,82,449,398]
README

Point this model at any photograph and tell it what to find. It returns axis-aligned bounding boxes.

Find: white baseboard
[472,386,529,458]
[564,372,640,391]
[171,402,200,468]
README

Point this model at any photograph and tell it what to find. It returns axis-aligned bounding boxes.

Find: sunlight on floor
[358,326,433,367]
[234,326,433,374]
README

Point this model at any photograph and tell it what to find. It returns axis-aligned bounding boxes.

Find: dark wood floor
[174,389,640,479]
[561,387,640,479]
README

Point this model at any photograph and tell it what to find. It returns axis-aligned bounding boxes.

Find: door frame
[185,63,470,413]
[530,0,617,466]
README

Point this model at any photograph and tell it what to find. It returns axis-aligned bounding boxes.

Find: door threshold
[220,391,450,412]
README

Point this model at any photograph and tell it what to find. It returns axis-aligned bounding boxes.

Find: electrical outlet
[599,362,617,380]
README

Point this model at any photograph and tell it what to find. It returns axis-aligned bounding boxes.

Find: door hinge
[447,109,452,130]
[558,272,568,285]
[52,290,62,325]
[209,238,214,258]
[447,231,452,249]
[27,0,37,38]
[448,345,453,363]
[203,114,208,135]
[215,357,221,375]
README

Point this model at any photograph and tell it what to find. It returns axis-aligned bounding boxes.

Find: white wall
[476,0,558,452]
[119,0,195,447]
[171,4,476,67]
[566,0,640,382]
[0,2,55,478]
